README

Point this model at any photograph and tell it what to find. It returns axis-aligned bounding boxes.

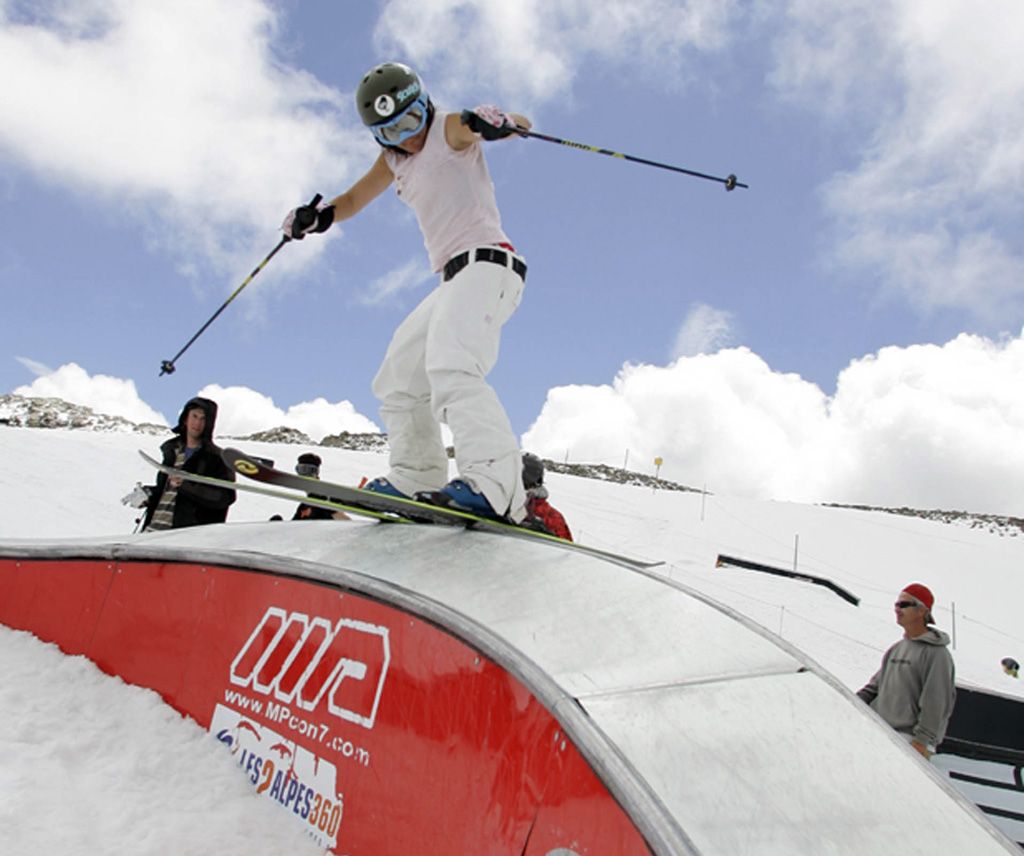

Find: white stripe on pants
[371,253,527,521]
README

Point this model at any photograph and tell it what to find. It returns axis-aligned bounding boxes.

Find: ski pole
[517,128,747,191]
[159,193,321,376]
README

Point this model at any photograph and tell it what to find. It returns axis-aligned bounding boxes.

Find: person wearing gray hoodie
[857,582,956,759]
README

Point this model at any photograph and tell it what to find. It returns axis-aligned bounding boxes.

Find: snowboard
[220,447,663,569]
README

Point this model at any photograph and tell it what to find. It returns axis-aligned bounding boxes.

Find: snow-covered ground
[0,625,323,856]
[2,425,1023,853]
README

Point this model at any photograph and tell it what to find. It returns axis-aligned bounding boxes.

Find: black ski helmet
[356,62,427,127]
[522,452,544,490]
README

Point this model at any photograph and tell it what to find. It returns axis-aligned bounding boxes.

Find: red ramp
[0,539,651,854]
[0,522,1016,855]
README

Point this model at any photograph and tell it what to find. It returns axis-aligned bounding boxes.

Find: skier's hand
[460,106,521,140]
[282,198,335,240]
[120,483,151,509]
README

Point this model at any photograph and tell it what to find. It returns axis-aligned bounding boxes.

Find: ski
[220,447,663,570]
[138,451,406,523]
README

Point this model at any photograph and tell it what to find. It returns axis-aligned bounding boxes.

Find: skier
[282,62,530,523]
[522,453,572,541]
[140,396,235,531]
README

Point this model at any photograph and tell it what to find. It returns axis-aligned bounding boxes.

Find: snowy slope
[2,424,1022,698]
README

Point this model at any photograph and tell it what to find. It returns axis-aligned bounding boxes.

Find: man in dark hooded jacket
[142,397,235,531]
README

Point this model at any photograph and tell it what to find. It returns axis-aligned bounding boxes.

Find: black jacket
[142,397,236,529]
[292,494,336,520]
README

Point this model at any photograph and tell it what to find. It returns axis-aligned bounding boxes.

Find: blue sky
[2,1,1023,513]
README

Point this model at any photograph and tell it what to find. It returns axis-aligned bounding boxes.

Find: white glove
[121,483,151,509]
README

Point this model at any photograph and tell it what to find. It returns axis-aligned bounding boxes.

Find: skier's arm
[450,109,531,151]
[327,154,393,223]
[283,155,393,240]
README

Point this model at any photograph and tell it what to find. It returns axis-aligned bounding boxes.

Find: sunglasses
[894,600,921,609]
[371,96,429,146]
[295,463,320,477]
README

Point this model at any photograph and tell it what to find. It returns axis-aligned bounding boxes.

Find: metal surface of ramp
[0,521,1016,854]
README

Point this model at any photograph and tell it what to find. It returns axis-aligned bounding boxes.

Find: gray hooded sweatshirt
[857,627,956,749]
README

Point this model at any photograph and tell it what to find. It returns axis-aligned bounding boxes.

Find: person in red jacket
[522,453,572,541]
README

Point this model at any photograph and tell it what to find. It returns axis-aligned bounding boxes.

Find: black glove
[520,514,555,536]
[282,196,334,240]
[460,107,518,141]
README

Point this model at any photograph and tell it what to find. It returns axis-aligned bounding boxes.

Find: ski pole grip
[283,193,326,243]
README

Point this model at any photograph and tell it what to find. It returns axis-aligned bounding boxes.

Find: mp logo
[230,607,391,729]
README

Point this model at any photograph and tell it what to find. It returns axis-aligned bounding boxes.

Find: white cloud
[13,362,168,425]
[0,1,369,277]
[771,0,1024,320]
[823,333,1024,513]
[9,363,381,440]
[523,329,1024,514]
[195,384,379,441]
[523,348,829,500]
[671,302,735,359]
[373,0,739,107]
[15,356,54,377]
[358,258,433,307]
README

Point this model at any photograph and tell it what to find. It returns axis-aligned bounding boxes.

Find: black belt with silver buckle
[442,248,527,283]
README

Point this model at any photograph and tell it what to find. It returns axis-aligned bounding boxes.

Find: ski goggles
[371,96,429,146]
[295,463,320,477]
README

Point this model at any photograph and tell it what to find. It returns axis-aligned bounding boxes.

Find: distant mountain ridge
[2,393,1020,536]
[0,394,168,435]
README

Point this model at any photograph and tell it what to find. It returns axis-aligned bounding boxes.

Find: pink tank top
[384,111,511,273]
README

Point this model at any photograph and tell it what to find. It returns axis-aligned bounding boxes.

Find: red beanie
[901,583,934,611]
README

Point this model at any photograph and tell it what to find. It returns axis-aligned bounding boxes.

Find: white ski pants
[371,250,527,521]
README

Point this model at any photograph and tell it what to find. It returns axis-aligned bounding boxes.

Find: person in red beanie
[521,453,572,541]
[857,583,956,759]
